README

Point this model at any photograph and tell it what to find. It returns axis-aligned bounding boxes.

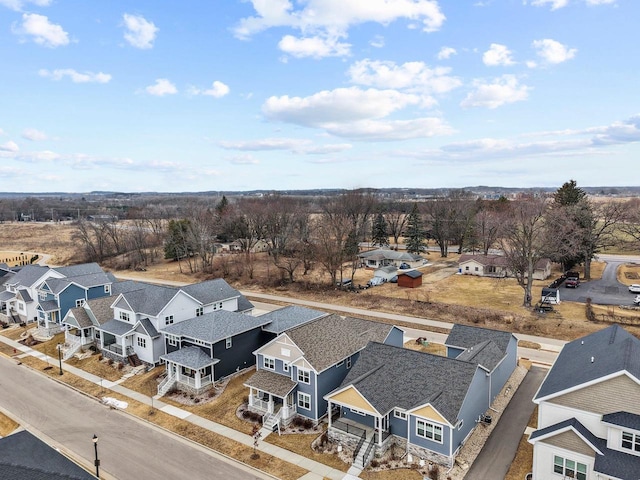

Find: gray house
[245,314,404,430]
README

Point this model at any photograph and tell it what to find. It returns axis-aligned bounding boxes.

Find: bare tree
[474,199,508,255]
[424,197,452,257]
[448,190,477,254]
[383,203,409,249]
[500,196,549,307]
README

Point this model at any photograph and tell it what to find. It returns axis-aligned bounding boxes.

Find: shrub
[303,418,313,429]
[370,460,379,468]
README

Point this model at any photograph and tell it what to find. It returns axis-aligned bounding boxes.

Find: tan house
[458,254,551,281]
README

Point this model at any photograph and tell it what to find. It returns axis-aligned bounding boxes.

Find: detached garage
[374,265,397,282]
[397,270,422,288]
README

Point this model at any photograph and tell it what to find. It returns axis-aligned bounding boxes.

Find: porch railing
[332,419,366,439]
[157,371,176,396]
[352,430,367,462]
[182,374,212,388]
[63,335,82,360]
[251,396,270,412]
[102,344,134,357]
[361,436,376,467]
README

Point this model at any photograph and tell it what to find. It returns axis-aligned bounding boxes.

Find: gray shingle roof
[160,346,218,369]
[7,265,50,287]
[162,311,270,343]
[399,270,422,279]
[118,284,179,316]
[98,318,135,336]
[287,314,396,373]
[138,318,160,338]
[454,339,506,372]
[53,262,104,277]
[358,249,423,262]
[38,300,59,312]
[261,306,328,334]
[0,430,96,480]
[181,278,240,305]
[602,411,640,431]
[446,324,513,354]
[333,342,478,423]
[535,324,640,400]
[17,288,32,303]
[83,296,116,326]
[0,290,15,301]
[244,369,297,397]
[64,306,92,328]
[237,295,255,313]
[65,272,112,289]
[110,280,147,295]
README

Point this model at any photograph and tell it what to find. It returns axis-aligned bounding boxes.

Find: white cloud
[219,138,352,154]
[322,117,453,140]
[0,0,50,10]
[370,35,385,48]
[0,141,19,152]
[532,39,576,65]
[348,59,461,95]
[234,0,445,58]
[278,34,351,58]
[437,46,456,60]
[229,154,260,165]
[38,68,111,83]
[145,78,177,96]
[123,13,158,49]
[529,0,614,9]
[190,81,230,98]
[21,128,47,141]
[461,75,530,109]
[482,43,515,66]
[14,13,69,47]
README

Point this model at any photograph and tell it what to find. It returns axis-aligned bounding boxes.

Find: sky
[1,0,639,193]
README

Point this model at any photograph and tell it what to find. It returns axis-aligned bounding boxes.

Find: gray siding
[452,367,489,451]
[384,326,404,347]
[211,328,268,380]
[490,336,517,401]
[447,346,465,359]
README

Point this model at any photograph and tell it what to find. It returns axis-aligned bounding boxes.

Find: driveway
[463,366,546,480]
[557,254,639,306]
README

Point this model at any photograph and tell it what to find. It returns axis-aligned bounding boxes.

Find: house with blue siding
[159,311,272,395]
[325,324,517,469]
[245,314,403,430]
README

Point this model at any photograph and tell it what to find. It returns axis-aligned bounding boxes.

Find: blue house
[245,314,403,430]
[325,324,517,469]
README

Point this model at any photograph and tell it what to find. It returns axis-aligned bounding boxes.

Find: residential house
[358,249,425,269]
[458,254,552,280]
[397,270,422,288]
[93,278,254,366]
[529,324,640,480]
[325,324,517,468]
[245,314,404,429]
[159,311,272,395]
[0,430,96,480]
[373,266,397,282]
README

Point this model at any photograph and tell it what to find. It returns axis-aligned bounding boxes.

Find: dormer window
[196,307,204,317]
[120,311,130,322]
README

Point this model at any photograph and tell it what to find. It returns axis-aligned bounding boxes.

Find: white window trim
[416,419,443,444]
[263,356,275,370]
[283,362,289,372]
[553,455,587,480]
[104,284,111,294]
[622,430,640,453]
[167,335,178,347]
[350,408,366,416]
[394,409,407,420]
[196,307,204,317]
[336,360,344,367]
[346,357,351,369]
[137,337,146,348]
[297,368,310,384]
[225,337,232,349]
[75,299,84,308]
[297,392,311,410]
[165,315,174,325]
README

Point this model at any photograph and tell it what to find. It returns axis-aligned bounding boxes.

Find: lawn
[504,405,537,480]
[66,352,125,382]
[119,365,165,396]
[18,355,308,480]
[0,324,31,341]
[266,429,350,473]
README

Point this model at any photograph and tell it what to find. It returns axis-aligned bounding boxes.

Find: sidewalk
[0,333,348,480]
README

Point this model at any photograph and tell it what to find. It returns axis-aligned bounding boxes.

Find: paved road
[464,366,547,480]
[558,255,638,306]
[0,356,270,480]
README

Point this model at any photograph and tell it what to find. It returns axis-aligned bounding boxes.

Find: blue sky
[1,0,638,193]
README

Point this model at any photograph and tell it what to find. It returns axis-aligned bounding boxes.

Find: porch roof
[38,300,59,312]
[98,318,135,336]
[0,290,15,301]
[160,346,218,370]
[244,370,297,398]
[65,307,92,328]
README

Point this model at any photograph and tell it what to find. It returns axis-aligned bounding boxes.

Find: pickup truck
[565,276,580,288]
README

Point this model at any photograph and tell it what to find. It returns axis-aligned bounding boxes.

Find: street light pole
[57,344,63,375]
[92,434,100,478]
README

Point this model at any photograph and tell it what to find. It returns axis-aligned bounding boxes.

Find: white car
[629,284,640,293]
[635,295,640,306]
[368,276,386,287]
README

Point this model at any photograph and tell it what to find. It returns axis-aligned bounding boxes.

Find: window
[95,331,100,339]
[283,362,289,373]
[297,392,311,410]
[416,419,443,443]
[622,431,640,452]
[263,356,275,370]
[39,291,47,301]
[137,337,146,348]
[474,266,479,272]
[336,360,344,367]
[119,311,130,322]
[104,284,111,294]
[346,357,352,369]
[297,369,310,384]
[394,409,407,420]
[225,337,232,349]
[165,315,174,325]
[457,420,464,430]
[75,299,84,308]
[465,266,469,271]
[167,335,178,347]
[350,408,366,416]
[196,307,204,317]
[553,456,586,480]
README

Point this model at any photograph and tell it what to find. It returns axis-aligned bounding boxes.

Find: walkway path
[0,333,346,480]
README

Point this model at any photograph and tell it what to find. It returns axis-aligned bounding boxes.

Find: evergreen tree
[553,180,586,206]
[164,219,192,260]
[405,203,426,254]
[371,212,389,247]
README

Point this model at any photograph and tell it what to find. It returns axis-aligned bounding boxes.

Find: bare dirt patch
[0,222,78,265]
[618,263,640,285]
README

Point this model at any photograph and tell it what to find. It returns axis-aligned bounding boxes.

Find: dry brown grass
[518,340,541,350]
[359,468,423,480]
[18,355,307,480]
[266,430,350,472]
[0,411,20,437]
[403,339,446,356]
[0,324,31,341]
[504,435,533,480]
[618,263,640,286]
[0,223,78,265]
[119,365,165,396]
[66,352,125,382]
[30,332,66,357]
[160,369,257,435]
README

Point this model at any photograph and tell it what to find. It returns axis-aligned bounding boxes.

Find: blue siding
[295,366,315,418]
[341,408,376,429]
[58,284,86,319]
[86,285,108,300]
[383,326,404,347]
[408,415,451,456]
[490,336,517,401]
[451,367,489,452]
[447,346,465,359]
[389,412,408,438]
[211,328,268,380]
[256,353,290,376]
[316,360,353,420]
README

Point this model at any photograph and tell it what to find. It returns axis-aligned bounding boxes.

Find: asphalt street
[0,356,271,480]
[463,366,547,480]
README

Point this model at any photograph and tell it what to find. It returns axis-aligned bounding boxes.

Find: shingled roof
[261,306,328,334]
[181,278,241,305]
[332,342,478,424]
[446,324,513,372]
[534,324,640,401]
[162,310,270,344]
[287,314,396,373]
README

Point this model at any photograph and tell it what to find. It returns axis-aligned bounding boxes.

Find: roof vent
[581,340,584,345]
[591,356,594,363]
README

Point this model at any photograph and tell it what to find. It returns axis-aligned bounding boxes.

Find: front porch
[159,346,218,396]
[96,318,136,364]
[244,369,298,425]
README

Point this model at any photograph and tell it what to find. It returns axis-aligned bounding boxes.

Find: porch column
[248,388,255,407]
[195,370,202,389]
[377,414,382,446]
[327,400,332,429]
[120,336,126,356]
[268,394,274,414]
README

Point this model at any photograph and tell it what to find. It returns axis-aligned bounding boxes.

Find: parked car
[629,284,640,293]
[336,279,352,288]
[368,276,385,287]
[634,295,640,306]
[565,276,580,288]
[399,262,410,269]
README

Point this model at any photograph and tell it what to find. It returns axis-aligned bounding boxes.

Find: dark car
[399,263,410,269]
[565,276,580,288]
